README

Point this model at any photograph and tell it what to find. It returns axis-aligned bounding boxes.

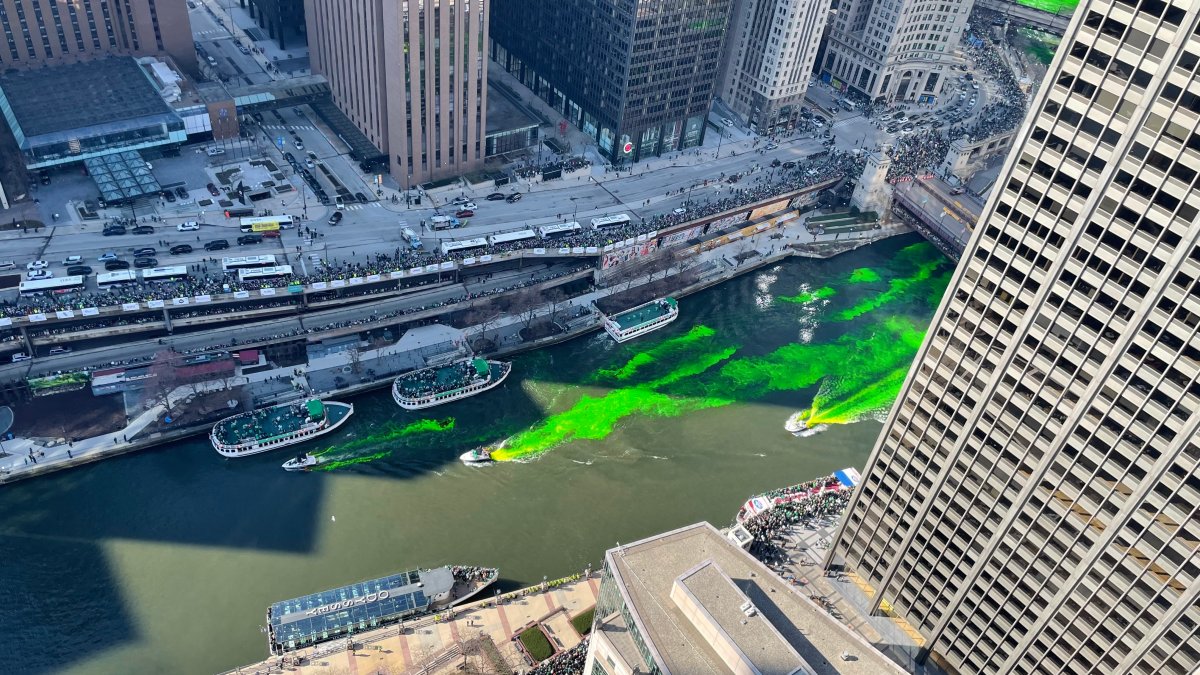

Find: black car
[486,193,506,201]
[506,192,523,203]
[39,171,50,185]
[104,260,130,271]
[252,112,264,123]
[285,152,296,164]
[175,186,189,200]
[132,225,155,234]
[204,239,230,251]
[162,190,176,203]
[170,244,193,255]
[355,192,369,204]
[134,257,158,268]
[133,247,157,257]
[781,161,796,169]
[328,211,343,225]
[103,225,126,236]
[237,234,263,245]
[67,265,93,276]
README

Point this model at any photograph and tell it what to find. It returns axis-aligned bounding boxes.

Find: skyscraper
[306,0,488,183]
[827,1,1200,674]
[0,0,194,72]
[819,0,971,103]
[719,0,831,133]
[489,0,731,163]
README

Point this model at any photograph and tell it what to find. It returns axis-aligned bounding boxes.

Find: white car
[460,201,478,210]
[26,269,52,280]
[11,353,30,363]
[673,207,687,215]
[61,255,82,266]
[177,221,200,232]
[722,118,734,126]
[26,260,47,270]
[451,196,471,205]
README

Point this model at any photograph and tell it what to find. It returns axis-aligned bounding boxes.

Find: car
[782,161,796,169]
[61,255,82,266]
[355,192,369,204]
[672,207,687,215]
[451,196,471,205]
[460,201,478,210]
[293,139,304,150]
[134,257,158,268]
[175,186,189,200]
[305,159,314,169]
[98,252,119,262]
[177,221,201,232]
[26,270,52,280]
[105,260,131,271]
[455,209,475,218]
[48,346,72,355]
[950,187,966,196]
[335,197,346,209]
[771,158,782,168]
[727,174,740,184]
[133,247,157,257]
[262,230,281,238]
[811,118,825,128]
[252,112,264,123]
[765,143,778,151]
[170,244,194,255]
[328,211,343,225]
[26,260,48,270]
[103,225,126,236]
[237,234,263,245]
[132,225,155,234]
[506,192,523,203]
[207,183,221,196]
[722,118,733,126]
[11,353,30,363]
[285,152,296,164]
[163,190,176,203]
[204,239,230,251]
[486,192,506,201]
[67,265,93,276]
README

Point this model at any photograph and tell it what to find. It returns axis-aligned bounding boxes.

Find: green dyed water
[1015,0,1079,14]
[0,235,949,674]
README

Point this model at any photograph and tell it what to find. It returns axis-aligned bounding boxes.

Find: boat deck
[213,400,320,446]
[612,298,677,330]
[393,358,490,397]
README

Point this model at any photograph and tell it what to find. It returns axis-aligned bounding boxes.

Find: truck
[429,215,461,230]
[401,226,422,250]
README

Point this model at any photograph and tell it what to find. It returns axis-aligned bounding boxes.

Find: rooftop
[604,522,903,675]
[0,57,175,140]
[486,82,541,134]
[612,297,676,330]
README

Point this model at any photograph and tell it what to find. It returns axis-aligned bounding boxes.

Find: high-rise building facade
[490,0,731,163]
[306,0,488,183]
[245,0,306,50]
[0,0,194,72]
[719,0,831,132]
[819,0,971,103]
[826,2,1200,674]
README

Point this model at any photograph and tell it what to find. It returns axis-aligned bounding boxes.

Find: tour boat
[266,565,499,654]
[282,452,321,471]
[391,357,511,410]
[459,447,494,466]
[602,297,679,342]
[210,399,354,458]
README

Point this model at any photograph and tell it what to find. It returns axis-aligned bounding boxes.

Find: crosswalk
[338,203,383,211]
[193,30,227,39]
[263,124,317,131]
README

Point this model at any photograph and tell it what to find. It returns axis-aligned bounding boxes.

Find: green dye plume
[311,417,455,468]
[595,325,717,382]
[848,268,881,283]
[778,286,836,304]
[312,451,391,471]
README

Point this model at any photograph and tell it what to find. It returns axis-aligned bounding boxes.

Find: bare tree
[346,345,364,375]
[543,287,567,323]
[146,349,181,413]
[463,303,504,352]
[508,287,543,331]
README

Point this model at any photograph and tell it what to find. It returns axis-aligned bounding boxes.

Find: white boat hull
[460,449,493,466]
[393,361,511,410]
[212,402,354,458]
[603,311,678,343]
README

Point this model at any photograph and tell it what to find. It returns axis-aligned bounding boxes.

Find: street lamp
[570,196,578,222]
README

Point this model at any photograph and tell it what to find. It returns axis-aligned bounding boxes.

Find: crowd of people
[737,476,855,543]
[394,357,487,399]
[955,12,1029,142]
[886,130,951,181]
[525,638,588,675]
[449,565,495,584]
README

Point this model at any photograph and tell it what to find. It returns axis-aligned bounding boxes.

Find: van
[204,239,230,251]
[206,147,226,156]
[238,234,263,245]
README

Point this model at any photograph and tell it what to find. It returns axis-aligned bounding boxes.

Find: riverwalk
[226,573,600,675]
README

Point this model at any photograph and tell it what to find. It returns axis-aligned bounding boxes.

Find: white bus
[238,265,293,282]
[141,266,190,283]
[440,238,488,256]
[591,213,632,230]
[19,275,85,295]
[221,255,278,273]
[96,270,138,288]
[239,215,295,232]
[486,229,537,247]
[538,222,582,240]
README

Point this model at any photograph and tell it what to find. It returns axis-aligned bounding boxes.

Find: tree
[543,287,567,323]
[346,345,364,375]
[509,287,543,331]
[146,349,181,413]
[463,303,504,352]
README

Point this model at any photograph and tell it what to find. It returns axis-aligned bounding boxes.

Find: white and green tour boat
[391,357,511,410]
[211,398,354,458]
[602,297,679,343]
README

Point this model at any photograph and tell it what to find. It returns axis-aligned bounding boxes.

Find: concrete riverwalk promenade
[225,573,600,675]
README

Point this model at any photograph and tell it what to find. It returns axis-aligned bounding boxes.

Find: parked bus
[591,213,632,230]
[239,215,295,232]
[440,238,488,256]
[221,255,278,273]
[141,266,190,283]
[96,271,138,288]
[19,275,86,295]
[486,229,537,247]
[538,222,582,240]
[238,265,294,282]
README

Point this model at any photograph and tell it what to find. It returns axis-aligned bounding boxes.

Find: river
[0,234,951,675]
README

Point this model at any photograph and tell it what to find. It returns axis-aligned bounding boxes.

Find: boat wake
[648,454,669,460]
[793,423,829,437]
[571,459,594,466]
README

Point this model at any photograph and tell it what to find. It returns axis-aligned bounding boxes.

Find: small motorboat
[459,447,493,466]
[282,452,320,471]
[785,412,808,436]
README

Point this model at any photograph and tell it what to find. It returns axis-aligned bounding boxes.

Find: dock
[225,572,600,675]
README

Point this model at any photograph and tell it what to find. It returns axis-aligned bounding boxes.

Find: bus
[238,265,294,282]
[141,266,190,283]
[591,213,632,230]
[19,275,86,295]
[239,215,295,232]
[487,229,537,247]
[440,238,488,256]
[224,207,255,219]
[221,255,278,273]
[538,222,582,240]
[96,270,138,288]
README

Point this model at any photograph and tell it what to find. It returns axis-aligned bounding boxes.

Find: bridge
[891,176,985,261]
